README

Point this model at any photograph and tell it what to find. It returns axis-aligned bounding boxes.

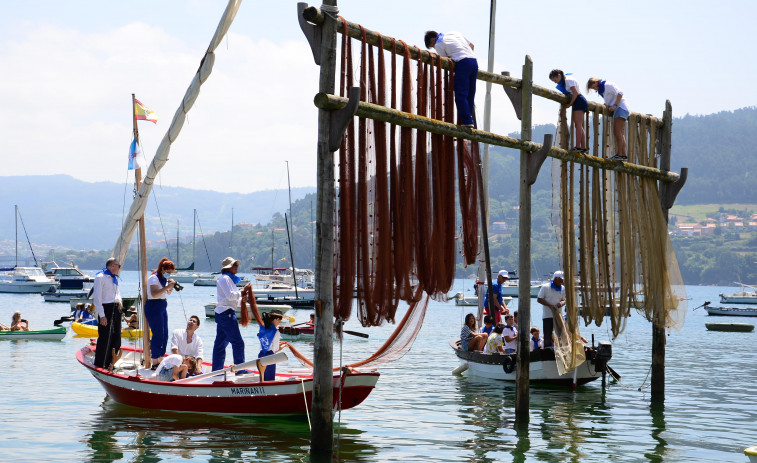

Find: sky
[1,0,755,194]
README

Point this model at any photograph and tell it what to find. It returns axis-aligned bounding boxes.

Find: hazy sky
[1,0,754,194]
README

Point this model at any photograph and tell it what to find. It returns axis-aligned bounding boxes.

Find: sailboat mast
[176,219,180,267]
[14,205,18,267]
[229,208,234,248]
[193,209,197,270]
[285,213,299,298]
[271,229,274,272]
[132,93,152,366]
[285,161,295,282]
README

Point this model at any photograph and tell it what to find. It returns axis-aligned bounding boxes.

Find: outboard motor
[595,341,613,388]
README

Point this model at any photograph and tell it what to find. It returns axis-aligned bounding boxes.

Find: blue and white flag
[128,138,145,170]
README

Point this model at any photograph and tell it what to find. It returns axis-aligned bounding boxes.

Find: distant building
[492,221,508,232]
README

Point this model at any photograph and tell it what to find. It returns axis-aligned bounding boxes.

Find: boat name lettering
[230,386,265,396]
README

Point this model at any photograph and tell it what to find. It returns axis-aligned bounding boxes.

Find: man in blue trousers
[424,30,478,127]
[212,256,247,372]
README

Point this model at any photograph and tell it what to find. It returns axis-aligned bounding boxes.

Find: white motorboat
[252,282,315,299]
[719,285,757,304]
[41,261,94,290]
[451,291,512,307]
[0,267,58,293]
[194,275,251,287]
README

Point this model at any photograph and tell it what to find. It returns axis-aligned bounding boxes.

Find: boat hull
[451,340,603,386]
[719,293,757,304]
[71,321,146,339]
[76,345,379,415]
[204,303,292,319]
[0,281,59,293]
[705,306,757,317]
[42,290,89,303]
[0,327,66,341]
[705,322,754,332]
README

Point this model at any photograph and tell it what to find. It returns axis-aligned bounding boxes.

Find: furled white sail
[113,0,243,264]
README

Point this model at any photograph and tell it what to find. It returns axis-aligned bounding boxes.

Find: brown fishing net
[334,23,479,327]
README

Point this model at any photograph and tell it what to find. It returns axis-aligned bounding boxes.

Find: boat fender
[452,363,469,375]
[502,355,515,374]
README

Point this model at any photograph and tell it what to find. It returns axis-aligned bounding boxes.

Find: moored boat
[719,286,757,304]
[703,302,757,317]
[71,321,146,339]
[42,287,90,303]
[0,326,67,341]
[204,302,293,320]
[705,322,754,332]
[76,343,379,415]
[42,261,94,290]
[0,267,59,293]
[450,339,612,387]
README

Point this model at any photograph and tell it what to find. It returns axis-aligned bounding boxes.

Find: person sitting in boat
[483,270,510,325]
[480,315,494,335]
[461,313,487,352]
[306,313,315,327]
[73,303,95,324]
[503,314,518,354]
[513,310,519,330]
[10,312,29,331]
[125,308,139,330]
[154,354,196,382]
[482,323,506,354]
[529,326,544,352]
[170,315,204,375]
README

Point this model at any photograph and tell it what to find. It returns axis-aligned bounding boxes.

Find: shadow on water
[83,397,379,463]
[450,374,673,462]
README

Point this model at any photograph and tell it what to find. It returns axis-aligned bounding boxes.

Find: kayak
[71,321,147,339]
[0,326,66,341]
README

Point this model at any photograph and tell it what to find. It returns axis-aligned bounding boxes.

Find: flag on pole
[128,138,145,170]
[134,99,158,124]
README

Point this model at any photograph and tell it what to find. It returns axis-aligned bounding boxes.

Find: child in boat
[125,307,139,329]
[10,312,29,331]
[529,326,544,351]
[306,313,315,327]
[503,314,518,354]
[257,309,290,381]
[154,354,196,381]
[483,324,506,354]
[74,304,95,324]
[480,315,494,335]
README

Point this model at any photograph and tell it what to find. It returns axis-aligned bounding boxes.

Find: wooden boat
[704,304,757,317]
[0,326,66,341]
[450,339,611,387]
[705,322,754,332]
[76,343,379,415]
[71,321,146,339]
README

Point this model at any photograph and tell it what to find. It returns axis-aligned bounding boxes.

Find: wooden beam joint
[297,3,322,65]
[527,134,551,185]
[501,71,522,120]
[660,167,687,210]
[328,87,360,152]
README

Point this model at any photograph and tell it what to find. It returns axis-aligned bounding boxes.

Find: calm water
[1,273,756,462]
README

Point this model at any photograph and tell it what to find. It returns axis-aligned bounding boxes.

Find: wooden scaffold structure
[298,1,688,459]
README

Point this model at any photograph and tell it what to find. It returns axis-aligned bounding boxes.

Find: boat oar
[693,301,710,311]
[342,329,369,338]
[174,352,289,384]
[53,316,74,326]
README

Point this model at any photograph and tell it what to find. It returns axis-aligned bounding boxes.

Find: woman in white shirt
[550,69,588,153]
[587,77,630,160]
[145,257,177,369]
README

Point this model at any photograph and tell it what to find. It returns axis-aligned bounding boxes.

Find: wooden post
[515,55,532,417]
[652,100,673,402]
[310,0,337,460]
[482,0,497,225]
[132,93,151,366]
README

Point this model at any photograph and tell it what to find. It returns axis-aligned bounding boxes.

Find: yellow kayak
[71,321,147,339]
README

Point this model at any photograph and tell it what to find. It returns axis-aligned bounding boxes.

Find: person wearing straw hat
[212,257,248,373]
[536,270,566,348]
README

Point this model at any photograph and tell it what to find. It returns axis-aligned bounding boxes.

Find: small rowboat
[279,324,315,340]
[0,326,66,341]
[71,321,146,339]
[705,322,754,332]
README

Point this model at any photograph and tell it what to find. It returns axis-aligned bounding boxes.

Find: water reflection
[645,402,668,462]
[453,376,620,462]
[83,397,378,462]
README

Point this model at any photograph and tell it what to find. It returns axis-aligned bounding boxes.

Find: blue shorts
[572,94,588,112]
[156,368,174,381]
[504,348,516,354]
[613,106,629,120]
[461,338,470,351]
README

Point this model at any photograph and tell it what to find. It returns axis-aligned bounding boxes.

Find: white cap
[552,270,564,280]
[497,270,509,278]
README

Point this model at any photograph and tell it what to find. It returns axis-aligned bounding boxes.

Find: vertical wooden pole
[652,100,672,402]
[311,1,337,460]
[132,93,151,367]
[515,55,532,417]
[482,0,497,221]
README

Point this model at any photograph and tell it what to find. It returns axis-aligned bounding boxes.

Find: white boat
[42,288,90,303]
[450,339,612,387]
[499,279,543,298]
[719,285,757,304]
[172,210,216,283]
[41,261,94,290]
[76,343,379,415]
[194,275,250,287]
[451,291,512,307]
[252,282,315,299]
[204,302,292,319]
[0,267,59,293]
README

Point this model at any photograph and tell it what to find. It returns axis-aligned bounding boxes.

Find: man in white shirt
[502,314,518,354]
[536,270,566,349]
[93,257,123,369]
[424,30,478,127]
[212,257,247,372]
[171,315,204,375]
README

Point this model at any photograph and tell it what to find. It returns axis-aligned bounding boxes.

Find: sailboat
[0,205,58,293]
[173,210,216,283]
[76,0,378,415]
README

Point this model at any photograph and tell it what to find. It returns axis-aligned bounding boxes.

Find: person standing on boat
[251,308,290,381]
[424,30,478,127]
[536,270,566,349]
[586,77,630,160]
[93,257,122,369]
[145,257,177,369]
[171,315,204,375]
[483,270,510,325]
[549,69,588,152]
[212,257,247,372]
